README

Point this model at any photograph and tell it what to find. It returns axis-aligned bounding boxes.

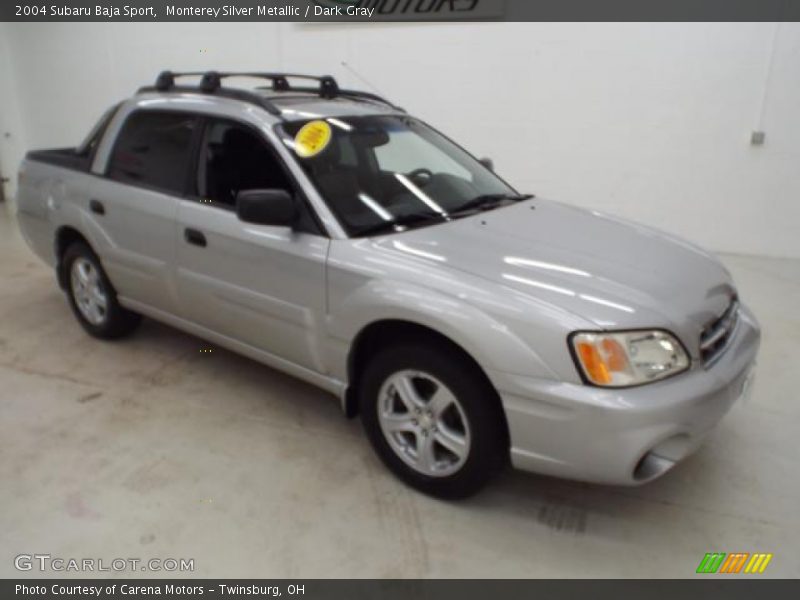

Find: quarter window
[107,111,197,194]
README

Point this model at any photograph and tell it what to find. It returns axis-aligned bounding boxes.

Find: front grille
[700,297,740,365]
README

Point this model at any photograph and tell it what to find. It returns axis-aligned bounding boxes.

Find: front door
[175,118,330,372]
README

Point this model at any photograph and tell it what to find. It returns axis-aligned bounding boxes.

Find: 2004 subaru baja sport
[16,71,760,498]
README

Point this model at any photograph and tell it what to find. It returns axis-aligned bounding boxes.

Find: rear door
[174,117,330,372]
[91,110,199,313]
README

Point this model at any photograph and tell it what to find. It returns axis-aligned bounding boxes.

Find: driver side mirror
[479,157,494,171]
[236,189,296,227]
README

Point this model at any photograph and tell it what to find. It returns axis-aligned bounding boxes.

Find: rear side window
[107,111,197,194]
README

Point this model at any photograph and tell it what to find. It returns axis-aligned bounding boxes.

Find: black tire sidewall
[359,343,507,499]
[63,242,139,339]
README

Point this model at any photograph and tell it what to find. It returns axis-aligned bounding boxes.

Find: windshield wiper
[354,211,448,237]
[451,193,533,216]
[353,193,531,237]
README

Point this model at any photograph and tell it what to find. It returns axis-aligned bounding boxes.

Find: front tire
[63,242,141,339]
[359,342,507,499]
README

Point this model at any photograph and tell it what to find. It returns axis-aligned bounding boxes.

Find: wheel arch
[344,319,510,447]
[54,226,92,289]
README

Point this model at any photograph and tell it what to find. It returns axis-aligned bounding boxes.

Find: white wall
[0,23,25,204]
[1,22,798,258]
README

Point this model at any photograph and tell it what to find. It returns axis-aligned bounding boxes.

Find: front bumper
[488,305,761,485]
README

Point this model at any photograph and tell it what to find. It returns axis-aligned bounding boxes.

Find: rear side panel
[17,103,122,269]
[16,159,91,267]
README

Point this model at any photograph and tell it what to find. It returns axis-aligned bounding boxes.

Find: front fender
[326,277,562,387]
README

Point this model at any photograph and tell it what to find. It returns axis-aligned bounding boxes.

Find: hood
[372,198,735,356]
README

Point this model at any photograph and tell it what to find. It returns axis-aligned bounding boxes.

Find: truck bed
[26,148,93,173]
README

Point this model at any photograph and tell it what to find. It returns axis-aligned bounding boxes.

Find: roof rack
[138,71,401,116]
[255,85,401,111]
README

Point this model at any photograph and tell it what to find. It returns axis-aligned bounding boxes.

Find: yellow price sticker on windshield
[294,120,332,158]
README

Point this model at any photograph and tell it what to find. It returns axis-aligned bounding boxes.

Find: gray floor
[1,205,798,579]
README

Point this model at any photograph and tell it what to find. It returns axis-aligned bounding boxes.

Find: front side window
[196,120,292,208]
[279,115,518,236]
[107,110,197,194]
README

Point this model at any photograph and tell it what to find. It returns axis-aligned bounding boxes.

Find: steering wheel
[406,168,434,187]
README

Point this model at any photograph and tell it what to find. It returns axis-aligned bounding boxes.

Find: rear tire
[63,242,141,339]
[359,342,507,499]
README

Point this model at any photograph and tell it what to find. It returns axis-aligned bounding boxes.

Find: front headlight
[570,330,690,387]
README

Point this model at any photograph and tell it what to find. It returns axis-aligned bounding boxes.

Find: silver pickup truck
[16,71,760,498]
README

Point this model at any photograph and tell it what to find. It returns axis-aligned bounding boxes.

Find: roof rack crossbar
[146,70,283,116]
[145,70,401,114]
[153,70,341,97]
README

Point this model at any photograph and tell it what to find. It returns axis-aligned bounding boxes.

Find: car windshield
[278,115,520,236]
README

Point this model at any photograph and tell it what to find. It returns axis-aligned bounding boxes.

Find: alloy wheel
[70,257,108,326]
[377,370,471,477]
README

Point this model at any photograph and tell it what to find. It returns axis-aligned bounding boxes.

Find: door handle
[184,228,207,247]
[89,199,105,215]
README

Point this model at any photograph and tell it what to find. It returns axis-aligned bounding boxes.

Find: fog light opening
[633,451,676,482]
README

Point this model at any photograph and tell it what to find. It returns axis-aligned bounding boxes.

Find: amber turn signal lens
[576,341,611,385]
